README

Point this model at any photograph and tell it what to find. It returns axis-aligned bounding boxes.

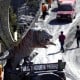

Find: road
[32,0,80,80]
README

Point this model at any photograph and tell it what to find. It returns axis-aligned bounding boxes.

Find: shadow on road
[48,47,79,55]
[65,47,79,51]
[49,19,70,25]
[48,51,61,55]
[51,8,58,12]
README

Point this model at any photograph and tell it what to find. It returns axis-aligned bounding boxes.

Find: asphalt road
[33,0,80,80]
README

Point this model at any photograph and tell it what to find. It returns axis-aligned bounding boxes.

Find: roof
[59,0,76,3]
[61,0,76,5]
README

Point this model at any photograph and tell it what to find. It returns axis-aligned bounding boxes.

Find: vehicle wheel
[38,73,63,80]
[68,18,72,22]
[74,15,75,19]
[74,13,76,19]
[54,71,66,80]
[56,18,60,22]
[74,12,77,19]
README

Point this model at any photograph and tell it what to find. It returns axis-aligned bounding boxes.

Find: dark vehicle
[17,60,66,80]
[56,0,76,22]
[30,71,66,80]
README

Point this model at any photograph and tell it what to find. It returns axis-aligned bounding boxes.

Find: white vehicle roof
[61,0,76,4]
[61,1,76,6]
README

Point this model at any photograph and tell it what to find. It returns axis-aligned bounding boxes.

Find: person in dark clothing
[75,25,80,48]
[47,0,52,9]
[59,31,66,52]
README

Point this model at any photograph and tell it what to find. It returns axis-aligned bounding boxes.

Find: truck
[56,0,76,22]
[16,60,66,80]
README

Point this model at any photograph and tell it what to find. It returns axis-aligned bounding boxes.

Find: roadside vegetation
[9,6,17,37]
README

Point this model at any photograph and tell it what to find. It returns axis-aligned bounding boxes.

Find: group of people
[41,0,80,53]
[59,25,80,53]
[41,0,52,20]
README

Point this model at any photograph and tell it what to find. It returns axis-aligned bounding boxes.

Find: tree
[9,6,17,35]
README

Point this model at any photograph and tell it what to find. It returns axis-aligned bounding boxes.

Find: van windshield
[58,4,73,11]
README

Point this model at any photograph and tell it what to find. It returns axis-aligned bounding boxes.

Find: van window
[58,4,73,11]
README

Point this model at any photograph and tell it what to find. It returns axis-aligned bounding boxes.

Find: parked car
[56,0,76,22]
[17,60,66,80]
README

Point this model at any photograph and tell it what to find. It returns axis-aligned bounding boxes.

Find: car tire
[68,18,72,22]
[74,13,76,19]
[56,18,60,22]
[54,71,66,80]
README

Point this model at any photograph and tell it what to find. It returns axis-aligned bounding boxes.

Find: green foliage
[9,6,17,36]
[9,7,17,27]
[27,0,40,9]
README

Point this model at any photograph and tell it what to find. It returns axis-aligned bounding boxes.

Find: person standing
[41,3,47,20]
[75,25,80,48]
[47,0,52,9]
[59,31,66,52]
